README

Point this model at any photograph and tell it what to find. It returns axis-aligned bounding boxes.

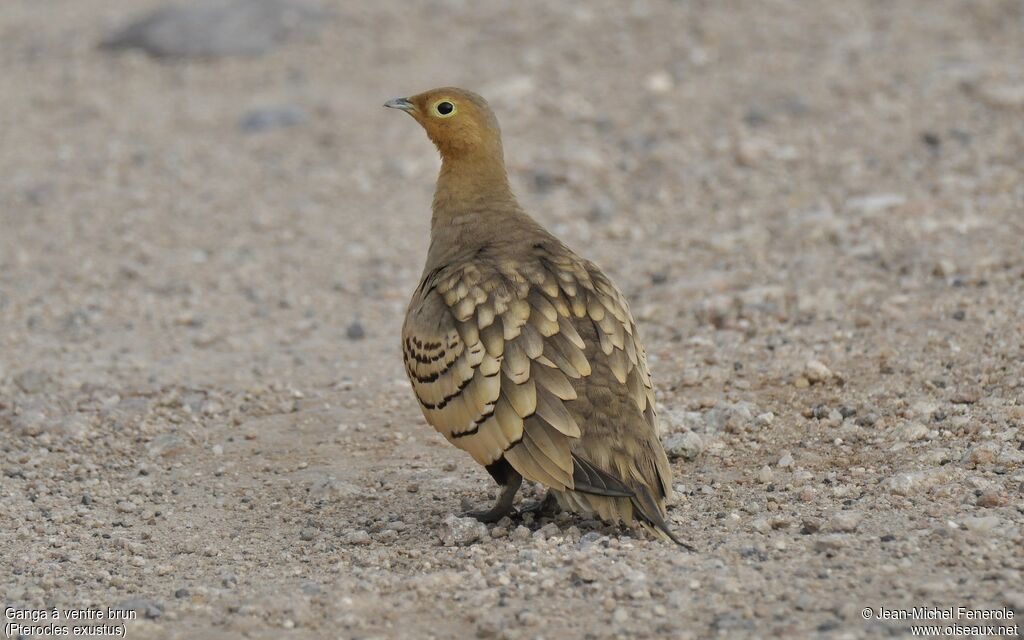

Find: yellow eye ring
[432,100,457,118]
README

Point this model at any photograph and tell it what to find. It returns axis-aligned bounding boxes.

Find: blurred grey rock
[932,258,958,278]
[300,580,321,596]
[664,431,703,460]
[14,369,51,394]
[738,285,790,316]
[146,433,187,458]
[644,70,674,94]
[58,414,92,440]
[856,412,879,427]
[907,401,939,420]
[814,536,844,552]
[440,514,488,546]
[829,510,863,533]
[13,411,47,437]
[346,321,366,341]
[894,421,928,442]
[971,81,1024,110]
[588,196,616,222]
[963,443,999,466]
[679,367,702,387]
[885,468,949,496]
[662,408,704,434]
[1001,591,1024,612]
[803,360,833,384]
[101,0,323,59]
[308,475,360,499]
[845,194,905,215]
[801,517,822,534]
[704,401,756,433]
[115,598,164,619]
[340,529,371,545]
[240,106,307,133]
[961,516,1000,533]
[695,294,737,328]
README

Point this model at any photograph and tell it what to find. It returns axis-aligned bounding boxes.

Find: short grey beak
[383,97,415,113]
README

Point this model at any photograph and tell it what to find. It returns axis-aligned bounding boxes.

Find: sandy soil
[2,1,1023,638]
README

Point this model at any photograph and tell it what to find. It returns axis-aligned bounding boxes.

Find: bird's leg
[518,490,560,517]
[462,473,522,523]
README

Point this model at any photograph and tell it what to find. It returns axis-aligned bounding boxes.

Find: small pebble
[976,490,1006,507]
[895,422,928,441]
[664,431,703,460]
[342,530,371,545]
[644,71,673,94]
[801,518,822,534]
[240,106,308,133]
[804,360,833,383]
[346,321,366,340]
[440,515,488,546]
[830,510,863,533]
[961,516,1000,533]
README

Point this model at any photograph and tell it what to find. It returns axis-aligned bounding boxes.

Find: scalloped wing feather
[403,243,674,535]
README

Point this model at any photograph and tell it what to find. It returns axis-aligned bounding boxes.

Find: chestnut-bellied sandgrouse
[386,88,689,547]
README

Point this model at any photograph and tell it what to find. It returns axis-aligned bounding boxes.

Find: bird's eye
[433,100,456,118]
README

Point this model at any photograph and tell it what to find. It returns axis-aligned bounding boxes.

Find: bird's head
[384,87,503,161]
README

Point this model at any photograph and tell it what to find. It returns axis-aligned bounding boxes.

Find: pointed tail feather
[571,455,634,497]
[571,455,695,551]
[630,484,696,551]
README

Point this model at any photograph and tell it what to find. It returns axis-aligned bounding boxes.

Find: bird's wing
[537,251,681,543]
[540,250,672,502]
[402,256,588,491]
[403,246,658,494]
[554,253,658,432]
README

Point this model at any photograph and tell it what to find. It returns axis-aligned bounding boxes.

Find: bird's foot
[460,504,517,524]
[460,475,523,523]
[518,491,560,518]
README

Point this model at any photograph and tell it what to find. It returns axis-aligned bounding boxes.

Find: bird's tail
[630,484,696,551]
[566,455,695,550]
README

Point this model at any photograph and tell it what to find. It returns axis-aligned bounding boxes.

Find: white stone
[962,516,1001,533]
[830,510,863,533]
[645,71,674,94]
[664,431,704,460]
[440,515,488,546]
[804,360,833,383]
[895,422,929,441]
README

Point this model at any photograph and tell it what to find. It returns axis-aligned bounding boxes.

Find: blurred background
[2,0,1021,389]
[1,1,1022,638]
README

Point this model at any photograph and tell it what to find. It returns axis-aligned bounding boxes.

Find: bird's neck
[425,149,535,269]
[431,150,517,226]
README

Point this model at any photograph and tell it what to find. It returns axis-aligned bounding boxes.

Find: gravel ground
[2,1,1023,638]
